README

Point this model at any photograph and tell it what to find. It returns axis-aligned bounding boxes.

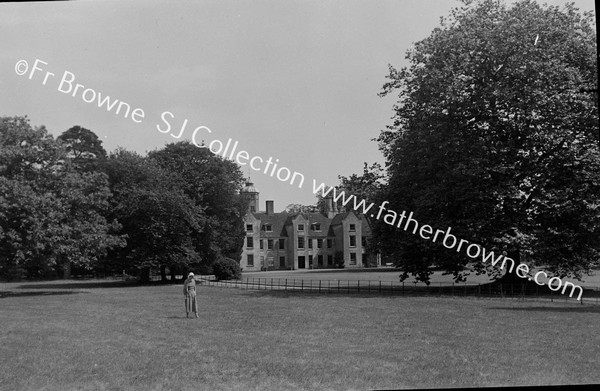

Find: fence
[195,275,600,305]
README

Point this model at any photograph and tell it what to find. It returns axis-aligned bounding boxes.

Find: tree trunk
[63,262,71,279]
[139,267,150,283]
[160,265,167,283]
[495,249,523,285]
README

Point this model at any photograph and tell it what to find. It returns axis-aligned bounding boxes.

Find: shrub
[212,257,242,281]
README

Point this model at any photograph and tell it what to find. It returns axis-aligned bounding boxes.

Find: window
[312,223,321,231]
[362,236,367,247]
[260,240,263,250]
[349,235,356,247]
[246,224,253,232]
[279,256,285,268]
[279,238,285,250]
[298,237,305,249]
[327,239,333,248]
[264,224,272,232]
[247,254,254,267]
[298,224,304,231]
[250,206,256,212]
[308,239,313,249]
[350,253,357,265]
[267,256,274,267]
[328,255,333,265]
[318,255,323,266]
[267,239,273,250]
[308,255,313,266]
[349,224,356,232]
[246,237,253,248]
[317,239,323,249]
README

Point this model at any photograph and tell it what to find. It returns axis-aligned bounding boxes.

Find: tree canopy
[0,117,123,279]
[0,117,247,281]
[148,142,248,268]
[375,0,599,283]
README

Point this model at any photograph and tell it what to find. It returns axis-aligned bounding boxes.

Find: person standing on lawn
[183,272,199,318]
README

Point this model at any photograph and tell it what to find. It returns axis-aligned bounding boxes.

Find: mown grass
[1,280,599,391]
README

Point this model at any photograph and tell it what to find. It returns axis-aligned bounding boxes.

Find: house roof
[252,212,291,237]
[247,209,373,238]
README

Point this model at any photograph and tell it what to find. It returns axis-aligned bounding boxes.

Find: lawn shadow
[16,280,151,290]
[0,290,86,299]
[488,305,600,314]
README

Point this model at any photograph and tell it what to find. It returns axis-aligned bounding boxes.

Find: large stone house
[239,181,375,271]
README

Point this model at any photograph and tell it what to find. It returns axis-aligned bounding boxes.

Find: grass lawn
[1,280,599,390]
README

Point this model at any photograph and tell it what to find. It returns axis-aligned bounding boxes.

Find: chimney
[325,197,335,218]
[266,200,274,215]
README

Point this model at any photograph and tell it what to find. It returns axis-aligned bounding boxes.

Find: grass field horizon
[1,279,599,390]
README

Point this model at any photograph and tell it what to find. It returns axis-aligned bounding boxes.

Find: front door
[298,256,305,269]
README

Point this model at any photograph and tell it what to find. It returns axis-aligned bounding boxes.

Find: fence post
[358,280,360,293]
[319,280,322,293]
[379,281,381,293]
[452,282,455,297]
[402,281,404,296]
[301,279,304,292]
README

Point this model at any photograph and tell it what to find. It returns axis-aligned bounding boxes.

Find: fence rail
[194,275,600,305]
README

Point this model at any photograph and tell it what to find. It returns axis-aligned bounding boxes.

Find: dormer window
[349,224,356,232]
[298,224,304,231]
[246,224,253,232]
[312,223,321,231]
[264,224,272,232]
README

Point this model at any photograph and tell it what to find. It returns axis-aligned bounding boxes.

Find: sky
[1,0,596,211]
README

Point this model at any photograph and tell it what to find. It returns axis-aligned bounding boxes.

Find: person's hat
[188,272,194,277]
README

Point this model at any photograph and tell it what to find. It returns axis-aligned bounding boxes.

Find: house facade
[239,181,375,271]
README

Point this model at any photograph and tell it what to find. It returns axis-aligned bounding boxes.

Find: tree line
[0,117,247,281]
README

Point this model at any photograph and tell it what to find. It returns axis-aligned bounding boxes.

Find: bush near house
[212,257,242,280]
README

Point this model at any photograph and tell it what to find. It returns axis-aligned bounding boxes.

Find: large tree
[101,149,205,281]
[376,0,599,283]
[148,142,247,267]
[57,125,107,171]
[0,117,123,279]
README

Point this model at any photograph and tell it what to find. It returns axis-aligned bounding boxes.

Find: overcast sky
[1,0,595,210]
